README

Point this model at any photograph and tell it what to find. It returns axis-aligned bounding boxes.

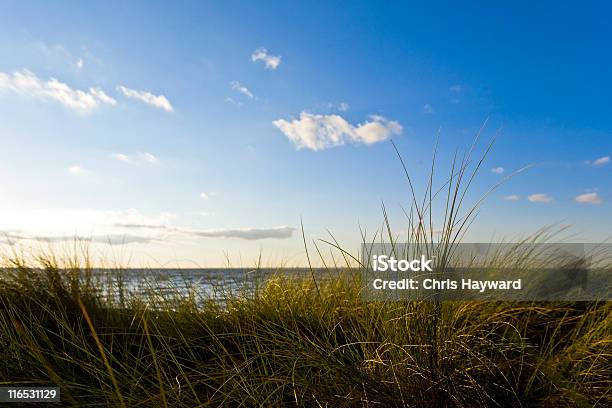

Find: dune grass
[0,261,610,407]
[1,135,610,407]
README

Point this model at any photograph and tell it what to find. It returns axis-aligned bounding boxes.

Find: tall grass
[0,136,610,407]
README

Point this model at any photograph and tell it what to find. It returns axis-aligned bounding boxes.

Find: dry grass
[0,134,609,407]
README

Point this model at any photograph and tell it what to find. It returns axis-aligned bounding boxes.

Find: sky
[0,1,610,267]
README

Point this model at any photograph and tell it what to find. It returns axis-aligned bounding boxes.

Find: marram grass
[1,137,610,407]
[0,259,610,407]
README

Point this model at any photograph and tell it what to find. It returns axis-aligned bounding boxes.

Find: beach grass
[1,135,610,407]
[0,260,610,407]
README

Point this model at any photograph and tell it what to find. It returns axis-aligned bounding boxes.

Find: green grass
[0,135,610,407]
[0,260,610,407]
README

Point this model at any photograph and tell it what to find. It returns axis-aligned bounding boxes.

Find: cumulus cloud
[230,81,254,99]
[491,166,505,174]
[113,152,158,165]
[587,155,610,167]
[117,85,173,112]
[251,47,281,70]
[76,58,84,70]
[423,103,434,114]
[575,192,602,205]
[528,193,553,203]
[0,69,116,113]
[504,195,520,201]
[273,112,402,151]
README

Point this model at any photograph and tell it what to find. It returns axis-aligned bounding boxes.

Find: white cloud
[423,103,434,114]
[0,208,292,245]
[116,222,294,240]
[450,84,463,92]
[575,192,602,205]
[32,41,92,72]
[0,231,159,246]
[89,87,116,106]
[273,112,402,151]
[230,81,254,99]
[327,102,350,112]
[0,208,176,243]
[491,166,505,174]
[117,85,173,112]
[200,192,216,200]
[142,152,158,163]
[113,153,129,162]
[338,102,350,112]
[189,226,294,240]
[113,152,158,165]
[224,97,243,107]
[528,193,553,203]
[251,47,281,70]
[68,165,86,175]
[504,195,520,201]
[587,156,610,167]
[0,69,116,113]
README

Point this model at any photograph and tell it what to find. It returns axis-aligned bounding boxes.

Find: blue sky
[0,2,610,266]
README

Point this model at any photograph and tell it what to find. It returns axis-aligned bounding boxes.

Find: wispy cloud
[116,223,295,240]
[199,191,217,201]
[188,226,295,240]
[113,152,158,165]
[0,69,116,113]
[586,155,610,167]
[224,97,243,107]
[0,208,178,247]
[117,85,173,112]
[504,194,520,201]
[32,41,91,72]
[575,192,602,205]
[327,102,350,112]
[68,165,87,175]
[423,103,434,114]
[273,112,402,151]
[0,231,159,246]
[230,81,254,99]
[251,47,281,70]
[491,166,505,174]
[528,193,553,203]
[449,84,464,92]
